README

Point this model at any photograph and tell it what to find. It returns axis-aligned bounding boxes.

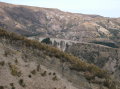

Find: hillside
[0,2,120,47]
[0,28,120,89]
[0,2,120,89]
[65,43,120,81]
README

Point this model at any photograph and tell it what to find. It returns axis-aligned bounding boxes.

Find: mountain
[0,2,120,89]
[1,28,119,89]
[0,2,120,47]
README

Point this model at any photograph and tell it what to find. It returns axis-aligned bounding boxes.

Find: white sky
[1,0,120,17]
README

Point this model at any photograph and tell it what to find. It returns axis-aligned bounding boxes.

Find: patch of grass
[8,63,21,77]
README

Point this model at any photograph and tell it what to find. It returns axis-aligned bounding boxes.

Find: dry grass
[8,63,21,77]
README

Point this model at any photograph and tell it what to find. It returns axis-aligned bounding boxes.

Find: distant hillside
[0,2,120,46]
[0,28,119,89]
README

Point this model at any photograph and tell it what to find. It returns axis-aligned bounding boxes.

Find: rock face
[0,28,119,89]
[0,2,120,46]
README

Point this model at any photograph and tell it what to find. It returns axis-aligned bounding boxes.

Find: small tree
[41,38,52,44]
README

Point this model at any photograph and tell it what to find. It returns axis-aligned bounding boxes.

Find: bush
[0,86,4,89]
[31,69,36,75]
[52,76,58,81]
[41,71,47,77]
[41,38,52,44]
[0,61,5,66]
[18,79,26,87]
[8,63,21,77]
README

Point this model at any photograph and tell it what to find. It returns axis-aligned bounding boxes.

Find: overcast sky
[1,0,120,17]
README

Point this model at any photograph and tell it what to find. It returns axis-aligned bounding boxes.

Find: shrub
[0,86,4,89]
[10,83,15,89]
[52,76,58,81]
[41,71,47,77]
[53,72,56,75]
[28,74,32,78]
[14,59,18,64]
[41,38,52,44]
[0,61,5,66]
[18,79,26,87]
[49,72,51,75]
[31,69,36,75]
[37,64,40,72]
[8,63,21,77]
[4,50,11,57]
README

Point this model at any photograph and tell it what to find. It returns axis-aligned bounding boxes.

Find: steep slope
[28,36,120,83]
[65,43,120,81]
[0,28,119,89]
[0,2,120,46]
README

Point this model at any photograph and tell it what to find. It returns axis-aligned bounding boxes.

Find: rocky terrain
[1,28,120,89]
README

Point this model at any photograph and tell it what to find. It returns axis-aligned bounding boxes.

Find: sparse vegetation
[0,28,118,88]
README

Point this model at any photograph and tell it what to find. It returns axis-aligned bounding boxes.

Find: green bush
[41,38,52,44]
